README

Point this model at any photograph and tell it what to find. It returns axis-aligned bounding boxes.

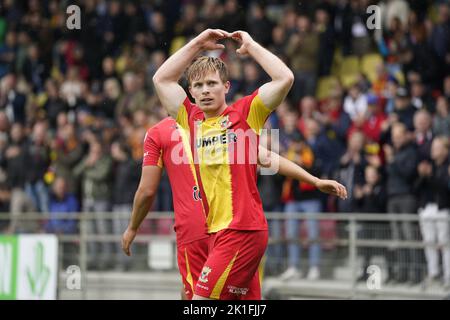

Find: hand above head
[230,30,256,56]
[194,29,231,51]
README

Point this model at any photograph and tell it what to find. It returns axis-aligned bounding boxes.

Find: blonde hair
[185,56,228,85]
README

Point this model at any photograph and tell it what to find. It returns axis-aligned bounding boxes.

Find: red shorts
[194,229,268,300]
[177,237,209,300]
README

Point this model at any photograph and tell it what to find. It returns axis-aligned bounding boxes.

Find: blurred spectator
[286,14,319,102]
[73,138,113,270]
[343,83,368,122]
[222,0,245,32]
[0,73,27,124]
[433,96,450,137]
[353,165,387,282]
[315,6,335,77]
[428,3,450,83]
[247,3,273,48]
[52,122,84,194]
[340,0,373,56]
[416,136,450,289]
[4,123,37,232]
[110,139,140,271]
[280,132,323,281]
[241,61,264,95]
[392,87,415,130]
[384,122,420,283]
[0,31,16,79]
[25,121,50,213]
[115,71,146,119]
[297,96,319,135]
[335,131,367,213]
[102,77,122,121]
[410,80,435,113]
[349,94,387,143]
[413,109,433,161]
[43,79,68,131]
[258,129,285,275]
[45,176,78,235]
[22,43,47,93]
[60,66,84,120]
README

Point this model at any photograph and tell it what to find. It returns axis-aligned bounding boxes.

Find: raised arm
[122,166,162,256]
[258,147,348,200]
[231,31,294,110]
[152,29,229,118]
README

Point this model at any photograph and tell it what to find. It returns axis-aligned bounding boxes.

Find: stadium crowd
[0,0,449,286]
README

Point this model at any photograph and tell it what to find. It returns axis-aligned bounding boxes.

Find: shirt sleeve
[176,96,195,130]
[235,89,272,134]
[142,126,163,168]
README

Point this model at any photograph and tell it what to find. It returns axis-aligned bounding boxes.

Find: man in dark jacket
[354,165,387,281]
[111,140,140,271]
[384,122,419,283]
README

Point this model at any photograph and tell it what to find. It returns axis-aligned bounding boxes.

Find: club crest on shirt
[219,115,232,129]
[199,266,212,283]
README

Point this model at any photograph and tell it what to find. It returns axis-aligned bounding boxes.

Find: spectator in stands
[115,71,146,120]
[340,0,373,57]
[416,136,450,289]
[25,121,50,213]
[22,43,47,93]
[410,80,435,113]
[413,109,433,162]
[315,6,335,77]
[433,96,450,137]
[349,93,387,143]
[0,31,16,79]
[45,176,78,235]
[343,83,368,122]
[392,87,416,131]
[258,130,285,276]
[335,131,367,213]
[110,139,140,271]
[0,73,27,124]
[4,123,37,232]
[51,122,84,194]
[354,165,387,282]
[384,122,420,283]
[247,2,273,48]
[43,79,68,131]
[286,14,319,102]
[280,132,323,281]
[428,2,450,83]
[73,138,113,270]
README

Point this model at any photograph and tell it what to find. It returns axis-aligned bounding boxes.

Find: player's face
[189,71,230,114]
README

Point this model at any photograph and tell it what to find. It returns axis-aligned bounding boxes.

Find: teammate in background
[150,28,346,300]
[122,117,347,299]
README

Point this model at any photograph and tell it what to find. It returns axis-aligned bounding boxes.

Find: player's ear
[224,80,230,94]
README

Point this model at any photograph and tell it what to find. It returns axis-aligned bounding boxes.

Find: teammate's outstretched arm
[122,166,162,256]
[153,29,230,118]
[258,147,348,200]
[231,31,294,110]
